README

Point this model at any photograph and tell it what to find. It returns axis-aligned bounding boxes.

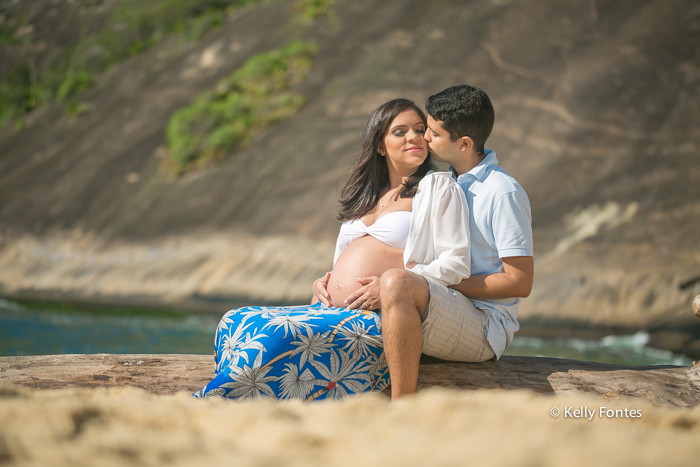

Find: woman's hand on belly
[312,272,332,307]
[344,276,381,310]
[327,235,405,308]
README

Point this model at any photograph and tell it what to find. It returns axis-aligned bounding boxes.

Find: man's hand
[449,256,534,299]
[344,276,381,310]
[312,272,332,307]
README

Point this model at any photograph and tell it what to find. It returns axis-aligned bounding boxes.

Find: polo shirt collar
[450,149,499,182]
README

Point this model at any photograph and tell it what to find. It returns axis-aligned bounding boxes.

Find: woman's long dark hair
[338,98,436,222]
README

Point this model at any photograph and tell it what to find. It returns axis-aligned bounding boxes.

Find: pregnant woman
[195,98,471,400]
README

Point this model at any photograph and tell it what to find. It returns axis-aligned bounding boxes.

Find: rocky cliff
[1,0,699,352]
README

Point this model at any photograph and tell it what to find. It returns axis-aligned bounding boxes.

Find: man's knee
[380,269,429,308]
[380,269,417,295]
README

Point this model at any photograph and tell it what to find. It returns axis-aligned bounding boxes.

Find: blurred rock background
[0,0,698,356]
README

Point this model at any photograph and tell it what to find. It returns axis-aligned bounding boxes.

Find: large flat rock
[1,354,698,409]
[0,354,210,396]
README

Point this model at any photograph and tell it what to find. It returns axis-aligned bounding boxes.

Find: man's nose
[424,130,432,142]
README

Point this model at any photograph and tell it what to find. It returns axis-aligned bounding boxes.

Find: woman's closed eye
[393,127,425,137]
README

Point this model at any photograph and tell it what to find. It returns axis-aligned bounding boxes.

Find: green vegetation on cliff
[93,0,259,65]
[294,0,336,19]
[163,40,318,176]
[0,0,259,130]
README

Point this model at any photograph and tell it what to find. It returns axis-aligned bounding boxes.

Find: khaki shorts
[421,277,495,362]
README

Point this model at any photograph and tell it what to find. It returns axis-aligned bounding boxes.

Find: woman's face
[380,109,428,174]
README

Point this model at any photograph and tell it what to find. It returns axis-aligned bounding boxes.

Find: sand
[1,383,698,466]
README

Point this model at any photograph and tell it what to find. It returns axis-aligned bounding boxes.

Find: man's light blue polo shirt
[451,149,533,358]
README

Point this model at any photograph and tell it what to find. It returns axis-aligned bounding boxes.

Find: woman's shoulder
[419,170,459,188]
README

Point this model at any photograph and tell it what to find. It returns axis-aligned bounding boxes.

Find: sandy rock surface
[3,354,699,409]
[1,383,699,467]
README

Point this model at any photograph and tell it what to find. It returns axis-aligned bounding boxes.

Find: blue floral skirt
[194,303,390,400]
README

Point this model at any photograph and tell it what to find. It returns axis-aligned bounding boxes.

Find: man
[379,85,534,398]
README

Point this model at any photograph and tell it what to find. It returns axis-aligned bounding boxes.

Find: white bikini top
[338,211,412,250]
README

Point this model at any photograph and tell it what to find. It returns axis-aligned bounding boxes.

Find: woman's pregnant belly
[327,235,405,308]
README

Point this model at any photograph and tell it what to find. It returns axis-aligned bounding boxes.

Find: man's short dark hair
[425,85,495,155]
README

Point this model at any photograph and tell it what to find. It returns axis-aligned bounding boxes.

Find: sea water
[0,299,220,356]
[0,299,694,366]
[502,333,693,366]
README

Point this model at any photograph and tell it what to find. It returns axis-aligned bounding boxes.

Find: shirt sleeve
[410,177,471,285]
[492,190,533,258]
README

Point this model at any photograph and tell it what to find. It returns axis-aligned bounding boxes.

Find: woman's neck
[387,168,417,189]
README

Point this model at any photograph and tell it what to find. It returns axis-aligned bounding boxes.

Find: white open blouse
[333,171,471,287]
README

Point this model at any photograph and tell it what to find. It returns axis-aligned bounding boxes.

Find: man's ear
[459,136,475,151]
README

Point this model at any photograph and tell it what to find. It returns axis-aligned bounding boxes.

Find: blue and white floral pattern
[194,303,390,401]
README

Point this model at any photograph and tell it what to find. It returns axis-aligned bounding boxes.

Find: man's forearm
[449,273,527,299]
[449,256,534,299]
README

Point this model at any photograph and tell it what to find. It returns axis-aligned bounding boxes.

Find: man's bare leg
[379,269,431,399]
